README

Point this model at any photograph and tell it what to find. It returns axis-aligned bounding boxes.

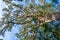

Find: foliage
[0,0,60,40]
[0,39,3,40]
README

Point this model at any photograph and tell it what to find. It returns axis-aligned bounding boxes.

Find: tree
[0,39,3,40]
[0,0,60,40]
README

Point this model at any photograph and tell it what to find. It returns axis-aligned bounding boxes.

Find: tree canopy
[0,0,60,40]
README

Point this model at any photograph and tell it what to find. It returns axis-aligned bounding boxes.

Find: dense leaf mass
[0,0,60,40]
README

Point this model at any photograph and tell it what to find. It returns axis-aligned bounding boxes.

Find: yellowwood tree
[0,0,60,40]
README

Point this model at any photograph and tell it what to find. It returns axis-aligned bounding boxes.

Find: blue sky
[3,25,21,40]
[0,0,3,18]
